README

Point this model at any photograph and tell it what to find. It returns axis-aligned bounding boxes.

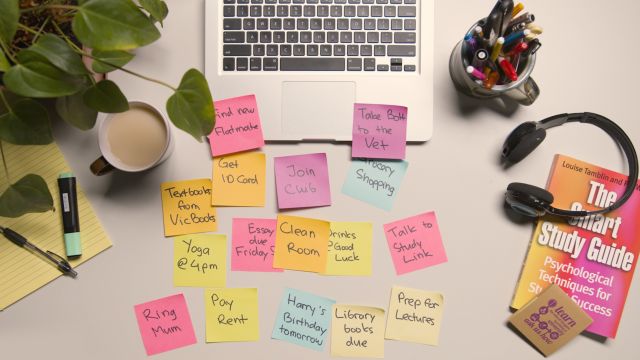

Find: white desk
[2,1,639,359]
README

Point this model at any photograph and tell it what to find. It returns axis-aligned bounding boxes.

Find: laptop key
[404,18,416,30]
[273,31,286,43]
[264,5,276,16]
[374,44,385,56]
[237,5,249,16]
[354,32,366,43]
[381,32,392,43]
[398,5,416,17]
[270,18,282,29]
[320,44,332,56]
[224,45,252,56]
[313,31,326,43]
[223,6,235,17]
[347,44,359,56]
[287,31,299,43]
[247,32,259,43]
[311,18,323,30]
[250,5,262,16]
[237,58,249,71]
[327,31,339,43]
[384,5,396,17]
[253,44,265,56]
[364,19,375,30]
[364,58,375,71]
[334,44,346,55]
[360,45,372,56]
[303,5,315,17]
[307,44,319,56]
[224,0,236,3]
[377,64,389,71]
[297,18,309,29]
[293,44,306,55]
[324,18,336,30]
[260,31,272,43]
[404,64,416,72]
[344,6,356,16]
[387,45,415,56]
[283,18,296,29]
[281,58,345,71]
[317,5,330,16]
[263,58,278,70]
[280,44,292,56]
[224,19,242,30]
[347,58,362,71]
[337,19,349,30]
[357,5,369,17]
[371,5,382,16]
[300,31,312,43]
[350,18,362,30]
[238,0,249,2]
[291,5,302,16]
[340,32,352,43]
[394,32,415,43]
[223,58,235,71]
[243,18,256,29]
[391,19,402,30]
[257,18,269,29]
[391,65,402,71]
[277,5,288,16]
[367,32,379,43]
[267,44,278,55]
[330,5,342,17]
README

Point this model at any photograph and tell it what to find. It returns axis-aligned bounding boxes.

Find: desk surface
[2,1,639,359]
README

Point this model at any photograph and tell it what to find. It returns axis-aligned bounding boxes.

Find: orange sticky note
[273,215,330,273]
[212,152,266,206]
[161,179,217,237]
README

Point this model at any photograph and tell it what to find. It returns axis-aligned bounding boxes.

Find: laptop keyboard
[221,0,418,72]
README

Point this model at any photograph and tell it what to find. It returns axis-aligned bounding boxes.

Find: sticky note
[174,234,227,287]
[133,293,197,356]
[212,152,266,206]
[273,215,330,273]
[161,179,217,237]
[274,153,331,209]
[509,284,593,356]
[209,94,265,156]
[205,288,260,343]
[331,305,386,358]
[342,159,408,211]
[272,288,335,351]
[352,103,408,160]
[325,222,373,276]
[385,286,444,346]
[384,211,447,275]
[231,218,282,272]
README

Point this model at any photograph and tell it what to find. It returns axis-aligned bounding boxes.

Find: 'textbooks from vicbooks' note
[511,154,640,338]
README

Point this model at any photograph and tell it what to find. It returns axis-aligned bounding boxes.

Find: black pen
[0,226,78,277]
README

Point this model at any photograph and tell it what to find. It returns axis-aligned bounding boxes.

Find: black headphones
[502,113,639,218]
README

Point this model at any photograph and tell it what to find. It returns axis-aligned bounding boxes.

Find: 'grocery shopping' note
[342,159,408,211]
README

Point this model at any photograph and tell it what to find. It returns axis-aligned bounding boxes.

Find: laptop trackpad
[282,81,355,141]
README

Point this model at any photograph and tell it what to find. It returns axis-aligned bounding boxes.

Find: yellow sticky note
[161,179,217,237]
[331,305,385,358]
[205,288,260,342]
[212,152,266,206]
[325,222,372,276]
[174,234,226,287]
[385,286,444,346]
[273,215,329,273]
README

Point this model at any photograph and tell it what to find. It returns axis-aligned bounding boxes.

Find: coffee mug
[449,20,540,106]
[90,101,174,176]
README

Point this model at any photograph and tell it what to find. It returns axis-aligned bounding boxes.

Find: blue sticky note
[272,288,335,351]
[341,159,408,211]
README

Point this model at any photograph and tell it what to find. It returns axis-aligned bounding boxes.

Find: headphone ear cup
[502,122,547,164]
[506,182,554,217]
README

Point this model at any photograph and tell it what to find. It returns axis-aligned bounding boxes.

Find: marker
[472,49,489,70]
[508,12,535,27]
[465,36,478,56]
[526,24,543,35]
[498,57,518,81]
[507,42,528,57]
[490,37,505,62]
[467,66,487,81]
[504,29,530,47]
[523,38,542,56]
[58,172,81,259]
[484,71,500,89]
[512,3,524,17]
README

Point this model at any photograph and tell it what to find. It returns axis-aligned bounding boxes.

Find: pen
[472,49,489,70]
[508,12,535,27]
[491,37,505,62]
[467,66,487,81]
[0,226,78,277]
[512,3,524,18]
[507,42,528,57]
[523,38,542,56]
[484,71,500,89]
[504,29,530,47]
[498,57,518,81]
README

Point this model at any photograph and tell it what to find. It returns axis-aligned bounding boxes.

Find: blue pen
[503,29,530,47]
[465,34,478,57]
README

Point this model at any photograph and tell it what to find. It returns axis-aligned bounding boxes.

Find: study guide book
[511,154,640,338]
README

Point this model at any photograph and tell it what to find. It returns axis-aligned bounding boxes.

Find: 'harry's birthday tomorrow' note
[209,94,265,157]
[133,293,197,356]
[383,211,447,275]
[352,103,408,160]
[161,179,217,237]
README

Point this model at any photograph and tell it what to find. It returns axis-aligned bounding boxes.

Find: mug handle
[504,77,540,106]
[90,156,115,176]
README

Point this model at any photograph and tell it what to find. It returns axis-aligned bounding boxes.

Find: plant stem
[45,4,78,11]
[0,141,11,184]
[17,23,40,36]
[0,39,17,63]
[0,91,12,113]
[32,17,52,44]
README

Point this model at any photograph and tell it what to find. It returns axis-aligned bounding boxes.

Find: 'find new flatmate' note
[161,179,217,237]
[209,94,265,156]
[133,293,197,356]
[352,103,408,160]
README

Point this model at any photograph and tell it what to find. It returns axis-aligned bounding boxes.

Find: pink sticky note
[383,211,447,275]
[209,95,265,156]
[352,103,408,160]
[231,218,282,272]
[134,293,197,356]
[274,153,331,209]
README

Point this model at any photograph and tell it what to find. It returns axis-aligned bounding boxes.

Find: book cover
[511,154,640,338]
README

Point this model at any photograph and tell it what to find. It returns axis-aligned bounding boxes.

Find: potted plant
[0,0,215,218]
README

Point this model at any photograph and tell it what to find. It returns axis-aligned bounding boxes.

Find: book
[511,154,640,338]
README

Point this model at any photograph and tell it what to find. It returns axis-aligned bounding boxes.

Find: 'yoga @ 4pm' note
[161,179,217,237]
[209,94,265,157]
[352,103,408,160]
[173,234,227,288]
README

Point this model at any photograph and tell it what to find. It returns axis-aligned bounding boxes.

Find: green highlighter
[58,172,81,258]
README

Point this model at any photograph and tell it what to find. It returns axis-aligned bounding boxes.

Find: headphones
[502,113,639,218]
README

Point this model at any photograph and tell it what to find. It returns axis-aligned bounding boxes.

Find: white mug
[90,101,174,176]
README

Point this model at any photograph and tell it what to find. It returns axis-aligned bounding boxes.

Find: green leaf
[56,90,98,130]
[73,0,161,51]
[82,80,129,113]
[0,99,52,145]
[0,0,19,45]
[0,174,54,218]
[27,34,87,76]
[91,49,134,73]
[3,51,83,98]
[140,0,168,26]
[0,49,9,72]
[166,69,215,142]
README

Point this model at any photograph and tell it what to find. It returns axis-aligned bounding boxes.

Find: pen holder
[449,20,540,106]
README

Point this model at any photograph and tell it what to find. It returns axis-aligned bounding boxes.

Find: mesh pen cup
[449,20,540,105]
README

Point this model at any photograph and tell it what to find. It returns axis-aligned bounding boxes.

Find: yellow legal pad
[0,142,112,310]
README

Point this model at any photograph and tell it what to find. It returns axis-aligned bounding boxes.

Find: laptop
[205,0,433,142]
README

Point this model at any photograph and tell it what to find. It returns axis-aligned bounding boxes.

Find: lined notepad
[0,142,112,310]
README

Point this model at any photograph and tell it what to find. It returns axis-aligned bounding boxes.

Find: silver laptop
[205,0,433,142]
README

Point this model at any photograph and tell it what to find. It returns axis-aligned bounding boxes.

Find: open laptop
[205,0,433,142]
